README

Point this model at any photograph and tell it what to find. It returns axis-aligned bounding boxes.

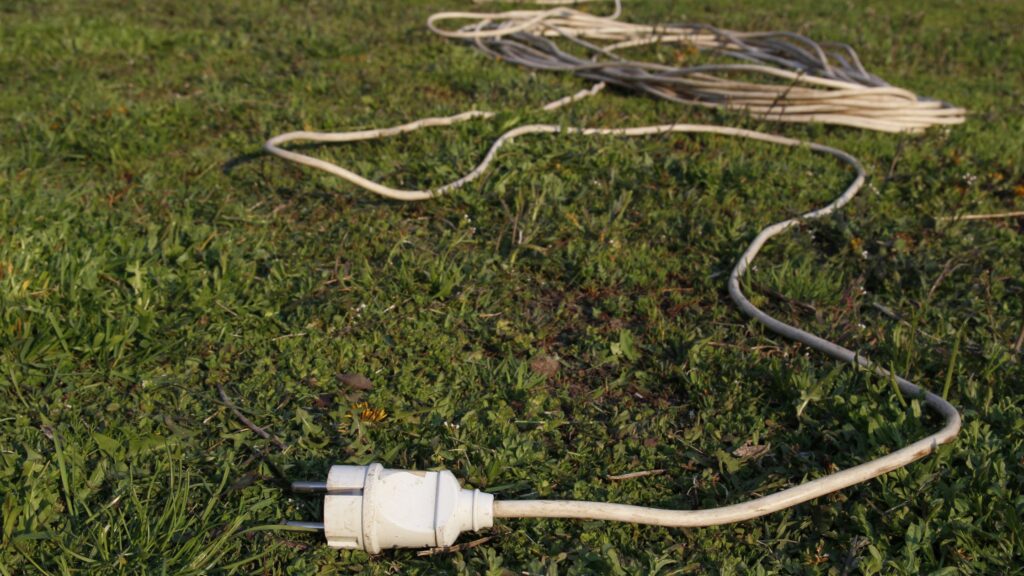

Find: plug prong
[291,480,327,493]
[284,520,324,531]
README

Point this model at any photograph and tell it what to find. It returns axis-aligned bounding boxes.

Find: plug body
[302,463,493,553]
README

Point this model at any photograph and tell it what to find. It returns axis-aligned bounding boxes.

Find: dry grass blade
[939,210,1024,222]
[607,469,666,481]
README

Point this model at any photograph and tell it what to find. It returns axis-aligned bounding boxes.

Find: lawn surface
[2,0,1023,574]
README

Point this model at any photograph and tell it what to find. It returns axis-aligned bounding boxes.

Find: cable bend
[264,115,961,528]
[494,142,961,527]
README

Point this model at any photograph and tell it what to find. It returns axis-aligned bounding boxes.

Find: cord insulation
[262,0,962,530]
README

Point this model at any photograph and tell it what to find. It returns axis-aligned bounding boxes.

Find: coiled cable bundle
[428,0,966,132]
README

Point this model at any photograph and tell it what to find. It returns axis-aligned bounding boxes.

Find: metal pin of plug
[283,520,324,531]
[286,481,328,530]
[291,480,327,493]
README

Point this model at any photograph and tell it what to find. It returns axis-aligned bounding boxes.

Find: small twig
[927,257,966,301]
[879,134,906,194]
[217,384,287,451]
[764,288,817,314]
[939,210,1024,222]
[248,445,291,489]
[1014,321,1024,354]
[416,535,495,557]
[607,468,666,481]
[870,302,938,343]
[840,535,869,576]
[273,538,310,551]
[869,301,902,321]
[215,300,239,317]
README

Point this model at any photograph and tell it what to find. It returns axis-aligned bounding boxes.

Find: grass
[1,0,1023,573]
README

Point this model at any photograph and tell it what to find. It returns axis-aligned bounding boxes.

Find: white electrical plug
[288,463,494,553]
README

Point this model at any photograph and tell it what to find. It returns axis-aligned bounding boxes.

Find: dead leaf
[733,442,771,459]
[337,373,373,391]
[529,355,559,378]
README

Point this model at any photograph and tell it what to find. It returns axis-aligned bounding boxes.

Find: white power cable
[265,110,961,528]
[267,0,962,542]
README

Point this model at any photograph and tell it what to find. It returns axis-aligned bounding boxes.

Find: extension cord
[267,0,963,553]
